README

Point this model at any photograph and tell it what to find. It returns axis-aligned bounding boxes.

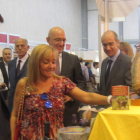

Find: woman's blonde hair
[27,44,58,91]
[119,42,134,58]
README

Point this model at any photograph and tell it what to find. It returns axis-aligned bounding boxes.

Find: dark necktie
[16,60,21,76]
[105,59,113,84]
[55,58,60,75]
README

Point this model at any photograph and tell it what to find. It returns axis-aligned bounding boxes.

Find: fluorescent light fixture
[110,17,125,22]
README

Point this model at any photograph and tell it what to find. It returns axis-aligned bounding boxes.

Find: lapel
[106,52,123,88]
[0,61,9,86]
[60,52,69,75]
[0,61,8,76]
[101,58,108,89]
[17,56,29,78]
[10,58,17,79]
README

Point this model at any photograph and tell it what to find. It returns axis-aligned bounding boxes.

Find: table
[88,106,140,140]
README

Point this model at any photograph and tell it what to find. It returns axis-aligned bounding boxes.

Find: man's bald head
[46,27,66,54]
[48,27,65,38]
[101,30,120,57]
[101,30,119,43]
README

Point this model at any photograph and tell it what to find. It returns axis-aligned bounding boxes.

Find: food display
[57,126,90,140]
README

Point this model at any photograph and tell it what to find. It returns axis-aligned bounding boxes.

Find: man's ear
[46,37,50,44]
[117,39,120,47]
[27,45,30,50]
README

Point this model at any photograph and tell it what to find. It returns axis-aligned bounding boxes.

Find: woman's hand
[64,95,73,103]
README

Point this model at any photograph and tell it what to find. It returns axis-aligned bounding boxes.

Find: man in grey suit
[99,30,132,96]
[46,27,86,126]
[8,38,29,112]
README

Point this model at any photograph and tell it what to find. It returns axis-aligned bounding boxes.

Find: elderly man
[0,48,12,103]
[8,38,29,112]
[46,27,86,126]
[99,30,132,96]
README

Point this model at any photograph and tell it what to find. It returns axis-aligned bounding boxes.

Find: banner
[66,44,71,50]
[9,34,20,44]
[0,33,7,43]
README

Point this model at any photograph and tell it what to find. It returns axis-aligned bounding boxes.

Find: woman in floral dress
[11,44,110,140]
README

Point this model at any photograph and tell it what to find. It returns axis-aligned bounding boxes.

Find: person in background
[46,27,86,126]
[8,38,30,112]
[119,42,134,58]
[92,62,99,90]
[11,44,111,140]
[78,57,89,85]
[0,13,11,140]
[85,62,95,92]
[99,30,132,97]
[0,48,12,104]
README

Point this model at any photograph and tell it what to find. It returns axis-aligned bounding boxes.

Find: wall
[0,0,82,50]
[87,0,98,51]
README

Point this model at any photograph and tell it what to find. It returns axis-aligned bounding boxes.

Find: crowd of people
[0,14,135,140]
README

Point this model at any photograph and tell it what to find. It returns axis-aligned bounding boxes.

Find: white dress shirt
[16,53,29,70]
[92,67,99,83]
[0,61,8,84]
[107,49,121,72]
[58,53,62,72]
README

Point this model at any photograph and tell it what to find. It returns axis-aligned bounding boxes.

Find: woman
[11,44,110,140]
[119,42,134,58]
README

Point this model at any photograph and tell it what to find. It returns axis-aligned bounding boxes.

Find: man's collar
[17,53,28,62]
[59,53,62,57]
[3,60,8,66]
[109,49,120,62]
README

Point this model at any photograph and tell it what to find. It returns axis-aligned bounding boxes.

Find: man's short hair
[85,62,90,66]
[14,38,28,45]
[93,62,99,67]
[2,48,12,55]
[79,57,83,63]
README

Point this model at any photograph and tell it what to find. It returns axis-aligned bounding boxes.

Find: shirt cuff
[107,95,112,104]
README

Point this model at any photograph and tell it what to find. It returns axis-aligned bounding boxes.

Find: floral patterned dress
[19,76,76,140]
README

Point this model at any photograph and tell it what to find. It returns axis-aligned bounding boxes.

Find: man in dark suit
[46,27,86,126]
[0,13,11,140]
[0,48,12,104]
[99,30,132,97]
[8,38,29,112]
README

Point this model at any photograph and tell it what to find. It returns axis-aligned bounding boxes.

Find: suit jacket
[60,52,86,89]
[99,52,132,96]
[60,51,86,126]
[0,92,10,140]
[8,57,29,112]
[0,61,9,100]
[0,61,9,87]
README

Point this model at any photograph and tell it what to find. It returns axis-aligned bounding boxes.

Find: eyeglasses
[49,37,66,43]
[102,42,115,48]
[40,92,52,108]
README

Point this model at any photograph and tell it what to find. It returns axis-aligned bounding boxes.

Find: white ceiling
[95,0,140,18]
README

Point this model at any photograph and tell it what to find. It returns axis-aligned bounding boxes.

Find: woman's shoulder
[53,76,72,83]
[17,77,27,87]
[54,76,69,80]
